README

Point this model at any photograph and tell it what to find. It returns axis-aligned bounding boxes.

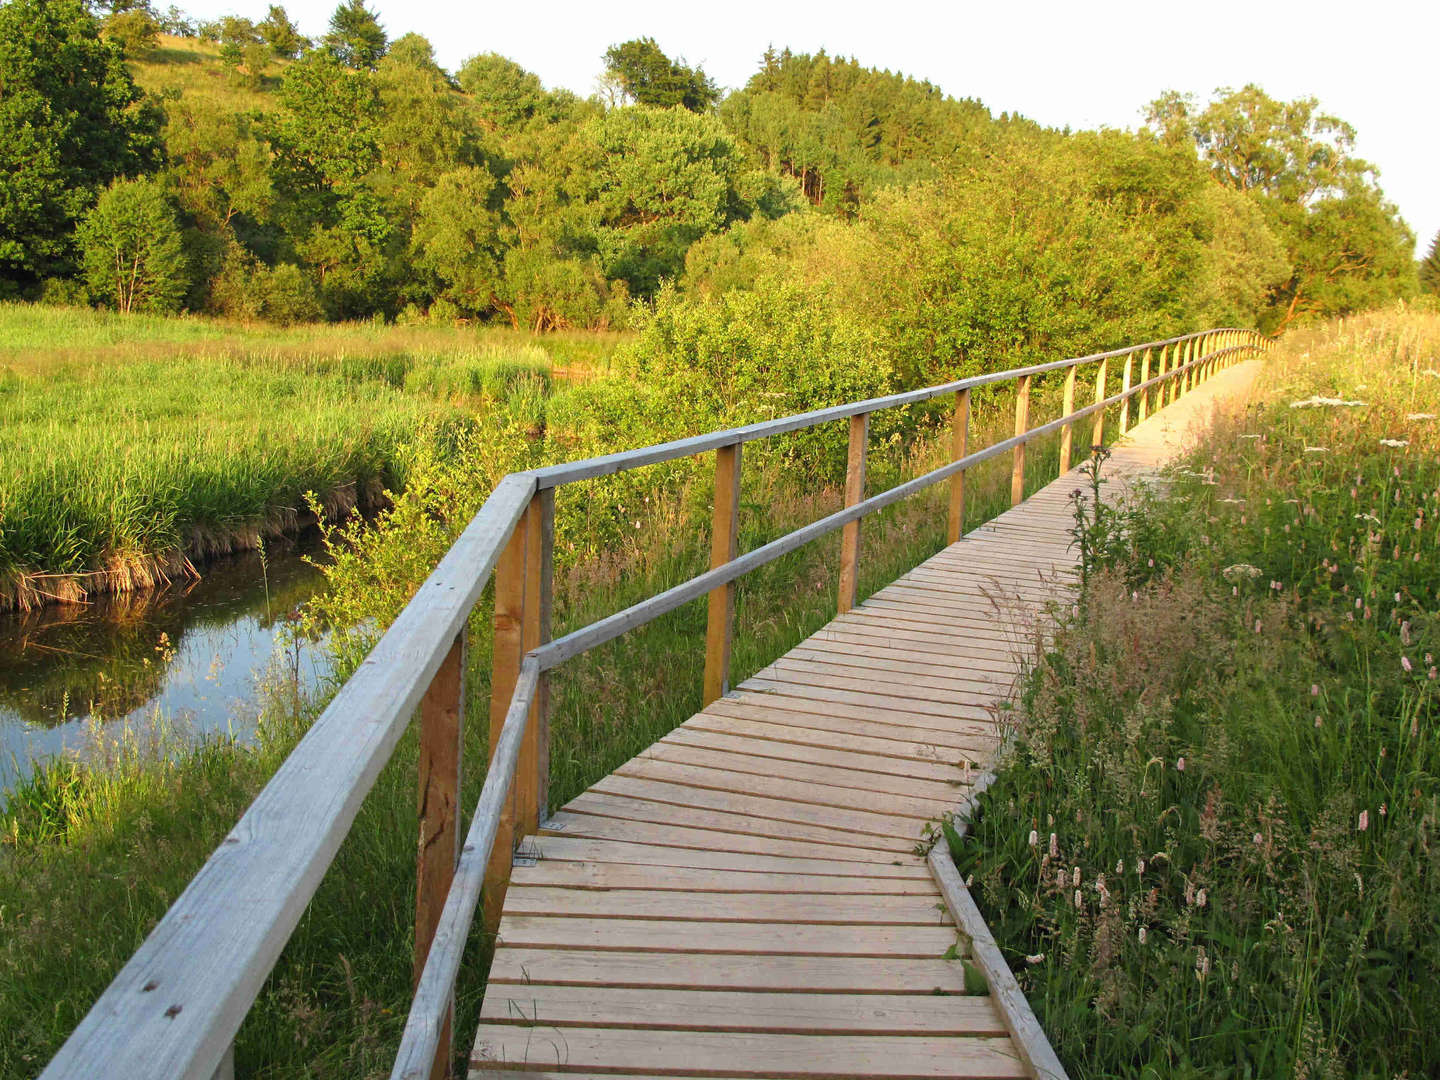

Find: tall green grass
[955,305,1440,1078]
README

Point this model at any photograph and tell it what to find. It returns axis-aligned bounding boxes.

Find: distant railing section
[41,328,1268,1080]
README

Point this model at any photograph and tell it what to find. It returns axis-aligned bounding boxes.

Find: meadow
[955,305,1440,1077]
[0,302,622,612]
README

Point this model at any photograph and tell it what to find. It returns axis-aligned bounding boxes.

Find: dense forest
[0,0,1428,364]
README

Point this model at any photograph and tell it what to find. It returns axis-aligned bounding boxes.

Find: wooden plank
[789,638,1019,677]
[727,685,998,731]
[763,655,1005,699]
[667,726,966,783]
[479,986,1004,1036]
[472,1026,1026,1078]
[525,833,928,878]
[736,678,994,725]
[930,845,1071,1080]
[508,860,938,896]
[707,697,1000,751]
[614,757,957,825]
[486,501,530,935]
[37,472,536,1080]
[703,443,742,706]
[501,888,950,926]
[493,917,959,957]
[550,798,913,858]
[413,631,465,1080]
[948,388,971,543]
[837,412,868,613]
[518,495,546,838]
[641,740,966,804]
[485,949,970,994]
[687,709,996,763]
[1058,363,1076,473]
[749,662,991,710]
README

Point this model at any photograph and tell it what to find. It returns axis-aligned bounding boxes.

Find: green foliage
[1419,230,1440,296]
[257,4,305,59]
[102,7,159,56]
[77,178,190,314]
[602,37,717,111]
[325,0,386,70]
[458,53,550,131]
[411,167,505,316]
[0,0,162,288]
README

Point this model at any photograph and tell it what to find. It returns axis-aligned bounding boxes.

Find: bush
[77,179,189,315]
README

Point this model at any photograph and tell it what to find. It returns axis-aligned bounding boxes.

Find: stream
[0,536,335,800]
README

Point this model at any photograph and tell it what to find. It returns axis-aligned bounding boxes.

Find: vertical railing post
[1058,365,1077,474]
[1091,357,1108,450]
[415,627,466,1080]
[837,413,869,613]
[703,444,742,706]
[484,503,529,937]
[947,389,970,543]
[1119,352,1134,435]
[1010,374,1031,506]
[1138,348,1151,423]
[1155,345,1168,414]
[1175,338,1190,401]
[519,490,552,833]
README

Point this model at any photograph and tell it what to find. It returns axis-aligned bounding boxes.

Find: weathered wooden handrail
[41,327,1266,1080]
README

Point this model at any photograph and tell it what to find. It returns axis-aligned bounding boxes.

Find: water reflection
[0,536,334,796]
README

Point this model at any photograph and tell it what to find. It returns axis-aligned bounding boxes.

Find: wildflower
[1310,684,1319,697]
[1115,859,1124,875]
[1430,668,1437,680]
[1315,715,1323,728]
[1025,953,1045,965]
[1353,512,1380,523]
[1402,655,1413,673]
[1074,889,1083,910]
[1176,756,1185,771]
[1136,859,1145,875]
[1380,803,1387,816]
[1138,926,1147,944]
[1379,438,1410,448]
[1289,396,1367,408]
[1072,866,1081,887]
[1196,949,1210,981]
[1028,830,1039,847]
[1357,810,1369,831]
[1196,888,1207,908]
[1253,832,1263,846]
[1254,618,1262,633]
[1222,563,1263,582]
[1049,833,1058,858]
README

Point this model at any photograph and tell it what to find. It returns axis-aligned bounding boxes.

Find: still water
[0,538,334,797]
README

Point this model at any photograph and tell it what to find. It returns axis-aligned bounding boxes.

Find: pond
[0,536,334,800]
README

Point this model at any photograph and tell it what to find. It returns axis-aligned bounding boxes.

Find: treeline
[0,0,1427,356]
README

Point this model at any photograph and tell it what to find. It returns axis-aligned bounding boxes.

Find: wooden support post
[837,413,869,613]
[703,444,742,706]
[1119,353,1133,435]
[1138,348,1151,423]
[483,511,528,937]
[518,491,552,835]
[1058,366,1077,475]
[1175,338,1189,401]
[1155,345,1168,414]
[946,389,970,543]
[415,628,466,1080]
[1010,375,1030,506]
[1091,358,1107,451]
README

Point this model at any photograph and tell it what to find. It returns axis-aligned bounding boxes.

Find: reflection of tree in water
[0,539,325,729]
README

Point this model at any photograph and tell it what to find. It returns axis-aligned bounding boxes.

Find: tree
[1148,85,1416,328]
[1421,231,1440,296]
[602,37,718,111]
[459,53,548,130]
[102,7,159,56]
[325,0,385,70]
[258,4,305,59]
[78,177,189,313]
[410,166,506,315]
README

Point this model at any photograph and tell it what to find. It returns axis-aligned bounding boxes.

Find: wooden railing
[40,328,1268,1080]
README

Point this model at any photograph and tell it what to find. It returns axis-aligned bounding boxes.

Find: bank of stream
[0,536,334,800]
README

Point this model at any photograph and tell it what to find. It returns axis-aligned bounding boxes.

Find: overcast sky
[187,0,1439,257]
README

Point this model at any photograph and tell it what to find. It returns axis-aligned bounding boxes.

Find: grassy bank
[0,370,1069,1077]
[954,305,1440,1077]
[0,303,623,612]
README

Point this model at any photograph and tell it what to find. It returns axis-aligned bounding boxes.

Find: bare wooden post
[1119,352,1134,435]
[1010,374,1030,506]
[1174,338,1190,401]
[517,491,552,835]
[946,389,970,543]
[483,511,528,936]
[1138,348,1151,423]
[414,628,466,1080]
[836,414,869,613]
[703,444,742,706]
[1058,366,1077,474]
[1091,358,1107,450]
[1154,345,1168,415]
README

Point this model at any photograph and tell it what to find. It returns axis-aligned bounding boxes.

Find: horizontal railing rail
[41,328,1268,1080]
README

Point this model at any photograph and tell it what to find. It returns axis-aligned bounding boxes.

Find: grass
[0,364,1072,1078]
[0,303,625,611]
[954,304,1440,1078]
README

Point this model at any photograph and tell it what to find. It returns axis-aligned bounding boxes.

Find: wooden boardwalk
[470,361,1260,1079]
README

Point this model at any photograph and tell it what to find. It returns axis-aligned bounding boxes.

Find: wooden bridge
[41,331,1265,1080]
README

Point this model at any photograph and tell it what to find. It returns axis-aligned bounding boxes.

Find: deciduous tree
[602,37,718,112]
[325,0,385,70]
[78,177,189,313]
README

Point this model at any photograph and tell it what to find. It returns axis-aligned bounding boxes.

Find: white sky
[187,0,1440,257]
